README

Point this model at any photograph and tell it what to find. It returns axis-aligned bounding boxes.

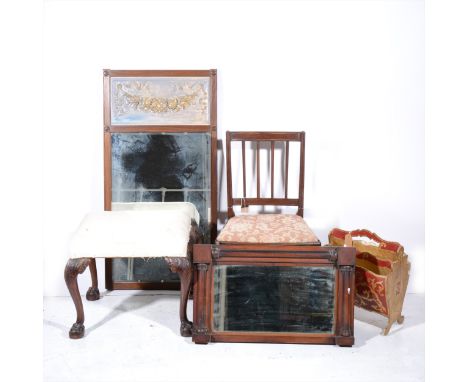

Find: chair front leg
[64,258,91,339]
[165,257,193,337]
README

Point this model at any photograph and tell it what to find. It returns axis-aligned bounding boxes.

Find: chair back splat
[225,131,306,218]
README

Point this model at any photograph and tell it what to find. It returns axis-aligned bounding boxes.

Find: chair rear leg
[86,258,100,301]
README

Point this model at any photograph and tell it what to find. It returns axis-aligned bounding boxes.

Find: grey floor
[43,292,424,382]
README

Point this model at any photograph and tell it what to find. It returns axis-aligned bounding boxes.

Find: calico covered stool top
[69,202,199,259]
[216,214,321,245]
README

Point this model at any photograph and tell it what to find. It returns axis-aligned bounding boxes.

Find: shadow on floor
[45,293,424,346]
[43,319,69,334]
[353,294,425,347]
[44,292,185,340]
[87,293,183,336]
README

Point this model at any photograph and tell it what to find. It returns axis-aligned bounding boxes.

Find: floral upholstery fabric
[216,214,320,245]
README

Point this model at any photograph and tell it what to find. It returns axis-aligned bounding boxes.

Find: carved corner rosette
[103,69,110,77]
[193,327,209,336]
[192,326,210,344]
[340,328,351,337]
[328,248,338,264]
[197,263,209,272]
[211,245,220,260]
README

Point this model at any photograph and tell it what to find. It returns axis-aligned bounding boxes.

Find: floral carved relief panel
[111,77,210,125]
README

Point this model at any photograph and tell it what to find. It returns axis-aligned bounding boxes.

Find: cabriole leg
[64,258,91,339]
[165,257,193,337]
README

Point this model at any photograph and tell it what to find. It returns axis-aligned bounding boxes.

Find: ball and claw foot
[397,315,405,324]
[180,321,193,337]
[69,323,85,339]
[86,287,100,301]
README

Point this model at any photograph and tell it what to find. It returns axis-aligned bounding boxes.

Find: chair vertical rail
[226,132,234,218]
[256,141,260,198]
[285,141,289,198]
[297,132,305,217]
[242,140,246,199]
[271,141,275,198]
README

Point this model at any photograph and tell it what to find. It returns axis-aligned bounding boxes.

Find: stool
[64,202,201,339]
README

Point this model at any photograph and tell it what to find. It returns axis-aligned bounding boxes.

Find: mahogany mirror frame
[192,243,356,346]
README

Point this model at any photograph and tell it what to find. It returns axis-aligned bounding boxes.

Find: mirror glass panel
[213,265,335,333]
[110,132,211,282]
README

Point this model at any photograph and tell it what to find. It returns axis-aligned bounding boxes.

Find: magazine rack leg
[64,258,91,339]
[383,322,392,336]
[165,257,193,337]
[383,314,405,335]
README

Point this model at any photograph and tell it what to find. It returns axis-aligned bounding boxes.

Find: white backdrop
[43,0,424,296]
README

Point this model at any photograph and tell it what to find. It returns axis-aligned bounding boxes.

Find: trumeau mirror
[103,69,217,290]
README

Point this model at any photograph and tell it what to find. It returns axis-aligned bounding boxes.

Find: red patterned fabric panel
[355,266,388,316]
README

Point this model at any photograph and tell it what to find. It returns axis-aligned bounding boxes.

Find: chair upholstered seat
[69,202,199,259]
[216,214,321,245]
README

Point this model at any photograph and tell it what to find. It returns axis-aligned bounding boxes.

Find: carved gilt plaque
[111,77,210,125]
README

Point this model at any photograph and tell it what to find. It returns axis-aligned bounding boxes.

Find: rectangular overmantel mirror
[192,244,356,346]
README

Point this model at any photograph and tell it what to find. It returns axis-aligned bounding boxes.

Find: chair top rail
[228,131,304,141]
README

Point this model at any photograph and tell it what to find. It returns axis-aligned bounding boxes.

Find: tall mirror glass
[110,132,211,283]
